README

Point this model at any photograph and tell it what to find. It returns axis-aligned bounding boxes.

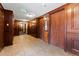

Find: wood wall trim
[49,4,69,15]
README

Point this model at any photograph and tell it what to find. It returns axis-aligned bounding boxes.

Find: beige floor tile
[0,34,75,56]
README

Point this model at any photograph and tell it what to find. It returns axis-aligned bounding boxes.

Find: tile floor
[0,34,75,56]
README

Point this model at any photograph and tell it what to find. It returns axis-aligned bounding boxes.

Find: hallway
[0,34,74,56]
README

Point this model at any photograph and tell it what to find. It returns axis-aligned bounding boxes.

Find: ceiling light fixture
[21,8,35,18]
[26,13,35,18]
[42,3,47,7]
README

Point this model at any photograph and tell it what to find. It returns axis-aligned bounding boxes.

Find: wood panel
[28,17,49,43]
[0,4,4,50]
[66,4,79,55]
[14,20,19,36]
[39,18,44,39]
[27,3,79,55]
[38,16,49,43]
[50,9,66,49]
[43,31,48,43]
[35,19,41,38]
[28,20,37,37]
[4,9,14,46]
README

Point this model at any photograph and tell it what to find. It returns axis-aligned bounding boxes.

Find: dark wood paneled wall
[27,4,79,55]
[28,20,38,37]
[0,4,4,50]
[4,9,14,46]
[38,17,44,39]
[37,17,49,43]
[49,3,79,55]
[14,20,19,36]
[65,4,79,55]
[0,3,14,49]
[28,16,49,43]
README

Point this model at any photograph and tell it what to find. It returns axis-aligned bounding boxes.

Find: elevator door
[50,9,66,49]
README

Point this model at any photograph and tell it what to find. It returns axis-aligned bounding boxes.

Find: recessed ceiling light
[42,3,47,7]
[26,13,35,18]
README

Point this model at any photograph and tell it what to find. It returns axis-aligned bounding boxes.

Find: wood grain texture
[4,9,14,46]
[50,9,65,49]
[28,20,37,37]
[66,4,79,55]
[14,20,19,36]
[0,4,4,50]
[27,3,79,55]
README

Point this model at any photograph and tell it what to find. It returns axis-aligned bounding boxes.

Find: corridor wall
[37,16,49,43]
[0,3,14,49]
[14,20,19,36]
[65,4,79,55]
[4,9,14,46]
[27,3,79,55]
[27,16,49,43]
[49,3,79,55]
[0,4,4,50]
[27,20,38,37]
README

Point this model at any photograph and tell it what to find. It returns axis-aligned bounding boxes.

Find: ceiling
[2,3,65,21]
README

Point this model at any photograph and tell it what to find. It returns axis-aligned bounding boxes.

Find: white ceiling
[2,3,65,21]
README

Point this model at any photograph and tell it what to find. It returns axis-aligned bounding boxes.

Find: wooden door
[50,9,66,49]
[66,4,79,55]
